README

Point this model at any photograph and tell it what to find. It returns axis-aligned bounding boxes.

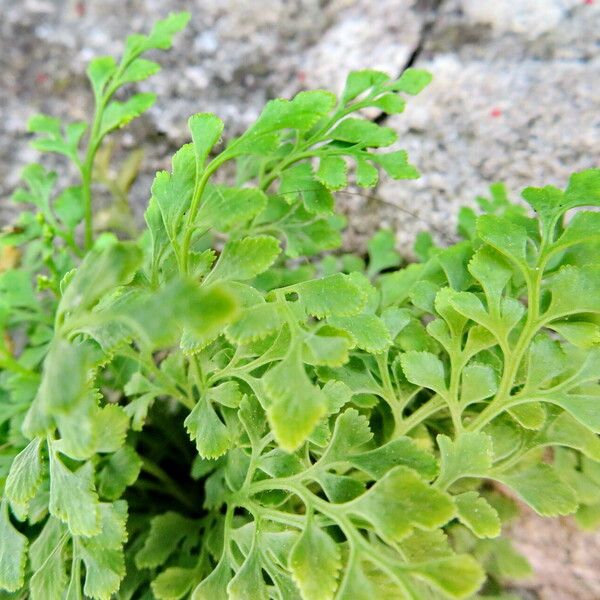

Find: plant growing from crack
[1,11,600,600]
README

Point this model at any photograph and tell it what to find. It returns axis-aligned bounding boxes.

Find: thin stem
[80,102,106,249]
[190,355,206,397]
[467,265,544,432]
[394,396,446,436]
[375,353,403,429]
[447,340,465,436]
[79,51,139,249]
[181,154,232,274]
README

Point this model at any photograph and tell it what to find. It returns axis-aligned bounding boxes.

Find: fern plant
[1,12,600,600]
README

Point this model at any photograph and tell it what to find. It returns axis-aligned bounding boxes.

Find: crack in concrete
[374,0,445,125]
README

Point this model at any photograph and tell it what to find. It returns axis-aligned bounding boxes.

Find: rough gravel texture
[1,1,599,597]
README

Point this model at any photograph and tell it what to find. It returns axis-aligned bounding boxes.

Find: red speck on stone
[35,72,49,85]
[583,0,594,5]
[490,107,502,118]
[75,1,86,17]
[297,70,307,84]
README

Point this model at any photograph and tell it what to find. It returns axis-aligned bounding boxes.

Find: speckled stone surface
[1,0,598,253]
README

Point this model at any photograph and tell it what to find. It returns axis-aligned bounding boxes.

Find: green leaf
[209,382,244,408]
[303,326,352,367]
[227,541,268,600]
[37,337,90,414]
[477,215,528,269]
[576,503,600,530]
[316,473,365,502]
[524,336,566,390]
[355,158,379,188]
[496,464,577,517]
[279,163,334,214]
[479,537,532,580]
[468,246,513,308]
[521,185,564,231]
[77,502,128,600]
[265,347,328,451]
[370,150,419,180]
[99,93,156,138]
[329,118,396,148]
[539,390,600,434]
[460,363,498,405]
[259,449,303,478]
[52,392,102,461]
[508,403,546,430]
[135,512,195,569]
[448,291,524,338]
[349,437,439,480]
[390,68,432,95]
[349,466,455,541]
[239,396,267,444]
[329,313,392,353]
[30,121,84,158]
[282,215,343,258]
[30,536,68,600]
[436,432,493,489]
[12,163,56,210]
[226,302,285,344]
[546,265,600,319]
[206,236,281,283]
[125,12,190,56]
[151,144,196,238]
[49,448,100,536]
[152,567,195,600]
[93,405,130,453]
[381,306,411,339]
[436,242,474,292]
[455,492,501,538]
[342,69,389,103]
[320,409,373,463]
[247,91,336,135]
[366,229,401,277]
[118,58,161,85]
[87,56,117,98]
[54,186,84,229]
[5,438,44,507]
[401,351,447,396]
[371,93,406,114]
[541,411,600,461]
[184,397,231,459]
[316,156,348,191]
[335,557,396,600]
[289,518,341,600]
[564,168,600,208]
[97,446,142,500]
[179,283,239,351]
[28,113,62,137]
[29,518,64,571]
[59,241,142,314]
[295,273,365,318]
[188,113,225,169]
[547,319,600,348]
[191,555,231,600]
[0,501,28,592]
[198,186,267,231]
[410,555,485,599]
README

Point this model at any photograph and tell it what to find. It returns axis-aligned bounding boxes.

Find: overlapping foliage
[1,12,600,600]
